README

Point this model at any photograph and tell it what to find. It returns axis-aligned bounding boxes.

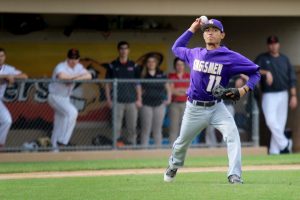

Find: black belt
[187,97,221,107]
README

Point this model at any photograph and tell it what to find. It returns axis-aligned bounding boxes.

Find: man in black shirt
[255,36,297,154]
[105,41,142,145]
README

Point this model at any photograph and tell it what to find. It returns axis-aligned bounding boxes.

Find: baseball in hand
[200,16,208,23]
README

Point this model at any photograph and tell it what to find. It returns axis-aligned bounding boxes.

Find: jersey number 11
[207,75,222,92]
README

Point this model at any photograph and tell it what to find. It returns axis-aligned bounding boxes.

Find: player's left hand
[289,95,298,110]
[237,87,248,98]
[225,88,241,101]
[212,85,240,102]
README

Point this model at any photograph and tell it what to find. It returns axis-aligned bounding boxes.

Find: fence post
[112,79,118,149]
[251,93,260,146]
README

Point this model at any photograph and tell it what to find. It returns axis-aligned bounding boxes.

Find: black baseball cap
[267,36,279,44]
[67,48,80,59]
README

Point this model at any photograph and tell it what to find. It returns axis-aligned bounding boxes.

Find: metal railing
[1,79,259,152]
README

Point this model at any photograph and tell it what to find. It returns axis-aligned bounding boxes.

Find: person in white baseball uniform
[48,48,92,150]
[0,48,28,148]
[255,36,297,155]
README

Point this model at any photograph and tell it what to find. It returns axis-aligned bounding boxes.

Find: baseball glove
[212,85,240,102]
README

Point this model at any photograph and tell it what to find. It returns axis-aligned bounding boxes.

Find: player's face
[0,51,6,65]
[268,43,280,54]
[175,60,185,73]
[67,58,79,68]
[203,27,225,45]
[118,45,130,58]
[146,57,158,71]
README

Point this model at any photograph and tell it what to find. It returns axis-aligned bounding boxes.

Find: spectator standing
[140,55,171,147]
[255,36,297,154]
[105,41,142,146]
[168,57,190,144]
[0,48,28,148]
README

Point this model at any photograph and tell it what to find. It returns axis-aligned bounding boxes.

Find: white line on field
[0,165,300,180]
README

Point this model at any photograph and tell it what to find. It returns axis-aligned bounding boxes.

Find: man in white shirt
[0,48,28,148]
[48,48,92,151]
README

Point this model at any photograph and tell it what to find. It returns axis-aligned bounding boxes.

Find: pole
[112,79,118,149]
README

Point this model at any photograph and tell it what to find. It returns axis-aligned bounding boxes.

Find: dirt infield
[0,147,267,163]
[1,164,300,180]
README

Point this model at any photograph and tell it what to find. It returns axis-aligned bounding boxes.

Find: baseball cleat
[280,140,292,154]
[164,166,177,182]
[228,174,243,184]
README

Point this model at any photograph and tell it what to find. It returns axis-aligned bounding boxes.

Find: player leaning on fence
[48,49,92,151]
[164,17,261,184]
[0,48,28,149]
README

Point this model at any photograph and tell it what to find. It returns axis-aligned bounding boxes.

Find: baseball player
[48,48,92,151]
[164,18,260,184]
[255,36,297,154]
[0,48,28,148]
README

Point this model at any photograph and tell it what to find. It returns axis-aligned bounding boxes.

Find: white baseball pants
[140,104,166,147]
[169,101,242,177]
[205,104,235,147]
[48,94,78,147]
[262,91,288,154]
[0,100,12,145]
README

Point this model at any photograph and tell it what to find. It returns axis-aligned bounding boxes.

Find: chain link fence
[1,79,259,152]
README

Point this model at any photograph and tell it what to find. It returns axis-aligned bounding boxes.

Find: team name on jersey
[192,59,223,75]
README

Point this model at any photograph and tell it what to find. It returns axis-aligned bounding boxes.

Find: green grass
[0,154,299,200]
[0,154,299,174]
[0,170,299,200]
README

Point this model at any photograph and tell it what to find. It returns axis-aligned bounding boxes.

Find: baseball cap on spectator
[201,19,224,32]
[267,36,279,44]
[67,48,80,59]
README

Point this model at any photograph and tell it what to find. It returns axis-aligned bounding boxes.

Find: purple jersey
[172,30,261,101]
